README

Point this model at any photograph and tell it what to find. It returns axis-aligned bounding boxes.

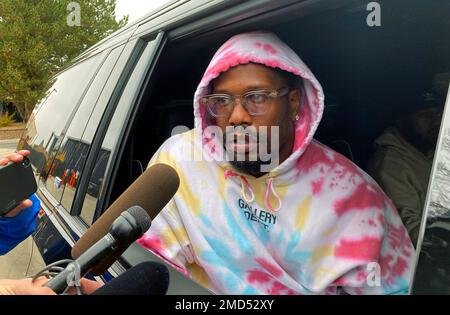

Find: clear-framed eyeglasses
[202,87,290,118]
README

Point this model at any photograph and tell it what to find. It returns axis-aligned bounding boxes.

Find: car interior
[107,0,450,240]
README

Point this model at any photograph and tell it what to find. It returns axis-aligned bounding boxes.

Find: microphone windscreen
[91,261,170,295]
[72,163,179,275]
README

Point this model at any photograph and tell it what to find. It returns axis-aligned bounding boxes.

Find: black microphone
[91,262,170,295]
[72,163,180,275]
[45,206,152,294]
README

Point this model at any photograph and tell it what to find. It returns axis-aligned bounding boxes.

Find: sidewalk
[0,237,46,279]
[0,138,19,156]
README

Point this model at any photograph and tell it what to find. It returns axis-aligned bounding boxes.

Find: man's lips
[226,140,258,154]
[224,133,259,154]
[226,133,257,142]
[231,142,250,153]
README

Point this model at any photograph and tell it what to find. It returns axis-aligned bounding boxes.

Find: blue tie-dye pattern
[199,214,213,228]
[283,231,313,285]
[284,232,312,264]
[204,235,233,259]
[275,230,285,246]
[255,220,270,244]
[201,249,226,267]
[241,285,260,295]
[223,203,255,255]
[217,271,240,292]
[381,276,410,295]
[201,249,248,293]
[234,200,271,244]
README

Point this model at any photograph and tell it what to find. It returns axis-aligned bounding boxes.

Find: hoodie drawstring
[225,170,255,203]
[224,170,282,212]
[265,178,282,212]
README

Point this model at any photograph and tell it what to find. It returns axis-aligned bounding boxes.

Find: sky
[115,0,172,23]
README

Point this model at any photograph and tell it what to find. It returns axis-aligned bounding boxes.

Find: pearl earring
[294,114,300,121]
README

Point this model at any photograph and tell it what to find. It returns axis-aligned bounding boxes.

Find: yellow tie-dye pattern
[216,167,227,199]
[246,177,289,211]
[186,263,211,288]
[152,152,201,216]
[321,226,335,238]
[314,266,341,286]
[160,226,190,248]
[160,227,177,248]
[295,195,312,230]
[313,267,341,290]
[309,245,334,265]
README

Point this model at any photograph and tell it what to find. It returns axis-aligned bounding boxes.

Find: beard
[397,118,439,154]
[222,125,281,177]
[229,160,266,178]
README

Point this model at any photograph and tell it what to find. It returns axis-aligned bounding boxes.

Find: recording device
[0,157,37,216]
[45,206,152,294]
[72,163,180,275]
[91,261,170,295]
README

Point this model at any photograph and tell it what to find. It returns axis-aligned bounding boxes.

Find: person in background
[368,72,450,246]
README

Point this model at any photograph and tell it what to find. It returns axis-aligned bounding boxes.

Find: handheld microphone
[45,206,152,294]
[72,163,180,275]
[91,261,170,295]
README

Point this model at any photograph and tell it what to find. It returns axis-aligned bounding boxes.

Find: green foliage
[0,0,128,121]
[0,111,16,128]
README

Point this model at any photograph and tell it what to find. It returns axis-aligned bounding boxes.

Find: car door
[411,84,450,294]
[28,34,139,264]
[67,31,211,294]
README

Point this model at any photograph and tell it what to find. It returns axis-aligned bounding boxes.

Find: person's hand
[66,278,104,295]
[0,277,103,295]
[0,277,55,295]
[0,150,33,218]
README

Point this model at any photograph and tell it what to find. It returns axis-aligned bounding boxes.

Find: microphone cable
[31,259,85,295]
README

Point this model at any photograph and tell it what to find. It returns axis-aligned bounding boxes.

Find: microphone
[72,163,180,275]
[91,262,170,295]
[45,206,152,294]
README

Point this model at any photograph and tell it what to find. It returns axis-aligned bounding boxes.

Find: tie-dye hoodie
[138,31,415,295]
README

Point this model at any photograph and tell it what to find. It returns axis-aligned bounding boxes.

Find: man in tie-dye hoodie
[137,31,415,295]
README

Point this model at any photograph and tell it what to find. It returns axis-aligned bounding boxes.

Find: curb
[0,138,19,145]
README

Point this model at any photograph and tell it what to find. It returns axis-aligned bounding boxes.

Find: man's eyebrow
[212,85,273,94]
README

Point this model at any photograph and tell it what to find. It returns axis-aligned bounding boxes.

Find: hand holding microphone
[72,163,179,275]
[0,277,100,295]
[41,163,179,294]
[44,205,152,294]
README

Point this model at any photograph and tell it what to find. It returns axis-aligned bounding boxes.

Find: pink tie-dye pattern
[334,236,382,261]
[255,257,284,277]
[137,235,189,277]
[246,269,297,295]
[333,183,386,217]
[311,177,325,195]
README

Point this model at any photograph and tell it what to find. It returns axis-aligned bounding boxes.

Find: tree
[0,0,128,122]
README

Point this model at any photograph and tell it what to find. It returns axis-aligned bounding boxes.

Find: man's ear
[288,89,301,120]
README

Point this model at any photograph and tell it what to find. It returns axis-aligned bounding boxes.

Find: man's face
[210,63,301,176]
[410,106,443,150]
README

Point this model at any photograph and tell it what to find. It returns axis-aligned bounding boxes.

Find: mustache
[224,133,258,143]
[223,126,268,142]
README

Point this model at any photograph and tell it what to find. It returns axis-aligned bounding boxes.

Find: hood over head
[193,31,325,176]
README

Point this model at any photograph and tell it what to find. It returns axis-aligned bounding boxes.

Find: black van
[17,0,450,294]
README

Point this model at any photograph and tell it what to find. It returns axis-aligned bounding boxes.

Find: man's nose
[228,99,252,126]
